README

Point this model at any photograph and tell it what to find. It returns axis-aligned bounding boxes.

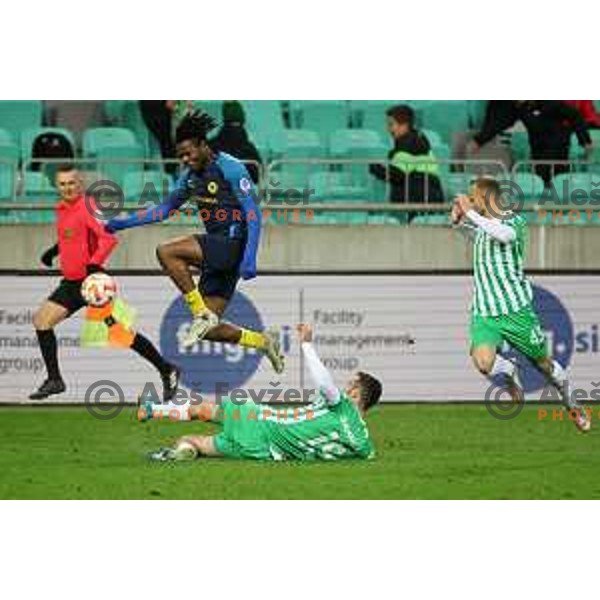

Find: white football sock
[489,355,515,379]
[548,360,579,412]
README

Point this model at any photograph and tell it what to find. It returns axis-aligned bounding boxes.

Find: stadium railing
[7,156,578,225]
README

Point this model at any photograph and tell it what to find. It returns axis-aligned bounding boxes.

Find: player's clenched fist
[296,323,313,343]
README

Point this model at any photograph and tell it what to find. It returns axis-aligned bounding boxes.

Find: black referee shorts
[47,279,87,315]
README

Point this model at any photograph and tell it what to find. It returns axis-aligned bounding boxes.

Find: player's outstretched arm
[297,324,341,405]
[105,183,187,233]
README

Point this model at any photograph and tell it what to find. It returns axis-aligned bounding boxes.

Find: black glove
[40,244,59,268]
[86,264,105,276]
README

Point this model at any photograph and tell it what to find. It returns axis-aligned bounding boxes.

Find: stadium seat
[328,129,387,193]
[20,127,76,164]
[419,101,470,146]
[268,129,324,159]
[243,100,286,161]
[83,127,138,157]
[329,129,386,158]
[122,170,172,202]
[308,171,367,202]
[0,128,14,145]
[22,171,57,201]
[441,172,475,199]
[467,101,488,130]
[421,129,443,147]
[411,214,449,225]
[103,100,128,125]
[349,100,397,136]
[289,101,350,140]
[510,130,530,163]
[0,101,43,141]
[0,143,19,201]
[511,172,546,203]
[95,143,145,188]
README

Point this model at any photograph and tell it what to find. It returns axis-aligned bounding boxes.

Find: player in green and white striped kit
[144,324,382,461]
[453,177,590,432]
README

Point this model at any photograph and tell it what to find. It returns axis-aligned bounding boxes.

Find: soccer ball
[81,272,117,307]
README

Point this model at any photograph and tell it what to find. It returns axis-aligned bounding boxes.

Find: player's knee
[33,309,49,330]
[155,242,170,266]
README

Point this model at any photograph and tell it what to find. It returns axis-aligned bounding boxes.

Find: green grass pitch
[1,404,599,499]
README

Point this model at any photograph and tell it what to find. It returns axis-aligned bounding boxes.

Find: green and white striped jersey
[468,213,533,317]
[257,392,375,461]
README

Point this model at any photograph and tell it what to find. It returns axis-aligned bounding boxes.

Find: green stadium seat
[441,172,475,199]
[289,101,349,140]
[510,130,530,163]
[20,127,76,164]
[268,128,325,159]
[419,101,470,146]
[329,128,387,192]
[22,171,57,201]
[511,172,546,203]
[467,101,488,130]
[96,143,145,188]
[0,129,14,145]
[411,214,449,225]
[0,101,43,141]
[123,170,172,202]
[349,101,397,136]
[83,127,138,157]
[329,129,386,157]
[0,143,19,200]
[422,129,443,147]
[103,100,129,125]
[243,100,286,161]
[309,171,367,202]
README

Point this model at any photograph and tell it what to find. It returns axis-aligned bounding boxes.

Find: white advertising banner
[0,275,598,403]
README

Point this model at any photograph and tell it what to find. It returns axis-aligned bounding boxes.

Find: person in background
[469,101,593,183]
[563,101,600,129]
[369,104,444,205]
[139,101,177,174]
[209,101,262,184]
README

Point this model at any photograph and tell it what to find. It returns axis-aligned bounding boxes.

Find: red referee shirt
[56,194,118,281]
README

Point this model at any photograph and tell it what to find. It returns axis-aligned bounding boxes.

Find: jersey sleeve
[465,210,516,244]
[223,161,262,280]
[105,171,189,232]
[301,342,341,405]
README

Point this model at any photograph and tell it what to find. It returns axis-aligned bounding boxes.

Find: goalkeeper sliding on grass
[452,176,590,432]
[144,324,382,461]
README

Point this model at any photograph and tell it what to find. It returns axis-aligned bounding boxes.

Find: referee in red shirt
[30,164,180,400]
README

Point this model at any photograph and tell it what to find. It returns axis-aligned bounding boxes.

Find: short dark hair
[386,104,415,127]
[175,109,219,145]
[357,371,382,411]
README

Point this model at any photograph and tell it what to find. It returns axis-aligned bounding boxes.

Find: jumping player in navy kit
[105,110,284,374]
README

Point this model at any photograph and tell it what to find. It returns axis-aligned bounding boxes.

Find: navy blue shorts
[195,234,244,300]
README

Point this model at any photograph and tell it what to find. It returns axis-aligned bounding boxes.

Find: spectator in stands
[139,101,177,174]
[563,101,600,129]
[369,104,445,204]
[469,101,593,183]
[209,101,262,184]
